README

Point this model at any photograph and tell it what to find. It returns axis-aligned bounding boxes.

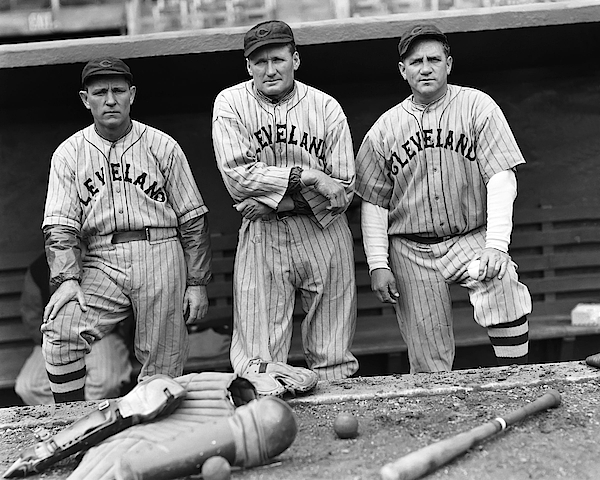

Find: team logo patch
[256,26,271,38]
[99,60,113,68]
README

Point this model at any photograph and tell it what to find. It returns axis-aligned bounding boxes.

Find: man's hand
[43,279,87,322]
[474,248,511,281]
[183,285,209,326]
[371,268,399,304]
[301,170,350,215]
[234,198,274,221]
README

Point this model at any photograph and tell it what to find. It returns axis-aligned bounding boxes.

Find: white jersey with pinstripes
[42,120,207,235]
[355,84,525,236]
[212,80,354,228]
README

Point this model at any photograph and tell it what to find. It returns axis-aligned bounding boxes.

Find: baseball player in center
[212,20,358,381]
[356,24,532,373]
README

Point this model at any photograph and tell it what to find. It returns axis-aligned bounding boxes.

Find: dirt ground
[1,361,600,480]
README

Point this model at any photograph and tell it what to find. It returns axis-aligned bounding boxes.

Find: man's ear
[129,85,137,105]
[246,58,252,77]
[398,61,407,81]
[446,55,453,75]
[79,90,91,110]
[293,51,300,71]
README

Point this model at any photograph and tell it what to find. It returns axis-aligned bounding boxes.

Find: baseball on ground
[201,456,231,480]
[333,412,359,439]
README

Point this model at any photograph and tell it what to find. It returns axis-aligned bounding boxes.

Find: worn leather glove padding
[67,372,256,480]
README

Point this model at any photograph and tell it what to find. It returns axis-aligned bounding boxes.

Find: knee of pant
[42,335,91,365]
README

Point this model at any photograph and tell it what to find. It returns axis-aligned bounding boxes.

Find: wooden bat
[379,389,562,480]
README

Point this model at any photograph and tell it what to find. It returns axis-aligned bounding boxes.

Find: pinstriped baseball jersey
[212,80,355,228]
[43,120,207,235]
[212,79,358,380]
[355,85,525,236]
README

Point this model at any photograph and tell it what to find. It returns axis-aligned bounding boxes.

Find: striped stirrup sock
[487,316,529,366]
[46,359,87,403]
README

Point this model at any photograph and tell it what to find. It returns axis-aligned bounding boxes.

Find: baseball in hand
[333,412,359,439]
[467,258,482,280]
[201,456,231,480]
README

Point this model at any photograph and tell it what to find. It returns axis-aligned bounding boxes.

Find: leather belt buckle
[111,230,148,244]
[400,233,449,244]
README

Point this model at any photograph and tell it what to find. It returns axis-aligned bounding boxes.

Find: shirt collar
[253,81,297,105]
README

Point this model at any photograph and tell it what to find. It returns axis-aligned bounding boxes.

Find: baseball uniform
[42,120,211,399]
[212,80,358,380]
[16,254,132,405]
[356,84,532,372]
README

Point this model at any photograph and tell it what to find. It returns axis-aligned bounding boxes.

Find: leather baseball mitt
[242,358,319,397]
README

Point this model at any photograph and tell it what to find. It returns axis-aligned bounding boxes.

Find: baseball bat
[379,389,561,480]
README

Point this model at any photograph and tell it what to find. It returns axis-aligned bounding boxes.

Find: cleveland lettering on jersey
[80,163,166,206]
[389,127,476,175]
[253,123,326,160]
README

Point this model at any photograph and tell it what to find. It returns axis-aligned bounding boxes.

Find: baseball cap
[397,24,449,60]
[244,20,295,58]
[81,57,133,86]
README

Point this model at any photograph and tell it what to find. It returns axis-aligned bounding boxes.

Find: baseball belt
[398,233,456,244]
[111,227,178,244]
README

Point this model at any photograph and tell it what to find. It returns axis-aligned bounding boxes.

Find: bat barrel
[379,389,562,480]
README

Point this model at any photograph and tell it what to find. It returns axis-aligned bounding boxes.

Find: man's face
[79,76,136,132]
[246,44,300,100]
[399,39,452,104]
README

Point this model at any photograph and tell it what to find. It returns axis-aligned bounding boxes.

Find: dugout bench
[1,204,600,401]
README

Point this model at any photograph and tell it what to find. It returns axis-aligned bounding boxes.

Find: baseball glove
[67,371,257,480]
[586,353,600,368]
[242,358,318,397]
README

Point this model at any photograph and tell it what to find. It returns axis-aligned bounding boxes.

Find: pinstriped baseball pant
[41,236,189,389]
[230,214,359,380]
[389,227,532,373]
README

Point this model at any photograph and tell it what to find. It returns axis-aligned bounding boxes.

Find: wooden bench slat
[514,205,600,225]
[515,251,600,271]
[0,298,20,321]
[0,273,26,296]
[0,320,31,344]
[512,226,600,249]
[0,252,39,271]
[524,274,600,295]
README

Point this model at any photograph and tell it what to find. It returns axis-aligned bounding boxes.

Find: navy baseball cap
[244,20,295,58]
[397,24,449,60]
[81,57,133,86]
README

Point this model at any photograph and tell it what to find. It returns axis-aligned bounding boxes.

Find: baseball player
[356,24,532,373]
[15,252,132,405]
[41,57,212,403]
[212,20,358,382]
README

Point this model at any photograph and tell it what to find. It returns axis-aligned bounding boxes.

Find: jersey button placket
[110,146,125,222]
[275,106,284,157]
